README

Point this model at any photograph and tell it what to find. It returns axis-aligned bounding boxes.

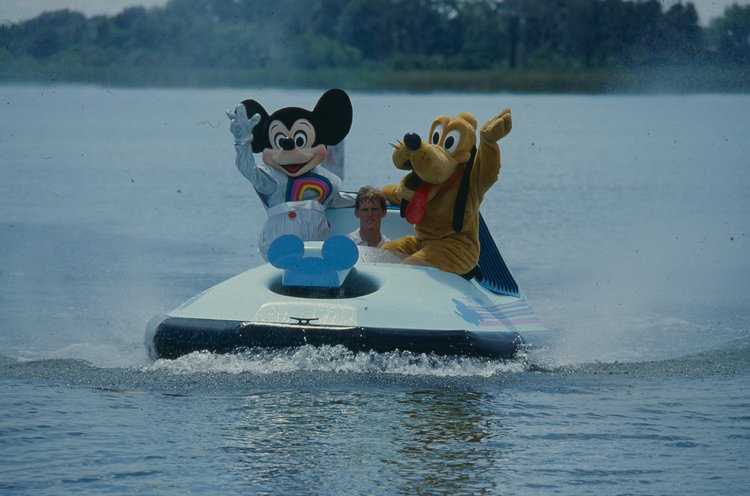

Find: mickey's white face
[262,118,326,177]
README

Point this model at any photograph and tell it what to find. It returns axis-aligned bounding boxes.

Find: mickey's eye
[294,131,308,148]
[431,124,443,145]
[444,130,461,152]
[274,133,287,149]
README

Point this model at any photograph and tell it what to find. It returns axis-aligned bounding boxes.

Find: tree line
[1,0,749,86]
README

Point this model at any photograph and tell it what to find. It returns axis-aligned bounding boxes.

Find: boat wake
[4,337,746,388]
[142,345,529,377]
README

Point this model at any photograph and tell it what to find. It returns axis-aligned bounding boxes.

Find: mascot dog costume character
[381,108,512,275]
[227,89,354,256]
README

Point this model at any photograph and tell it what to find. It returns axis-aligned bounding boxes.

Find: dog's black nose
[280,137,295,151]
[404,132,421,151]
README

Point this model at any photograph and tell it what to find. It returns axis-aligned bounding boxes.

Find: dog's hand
[381,184,400,204]
[480,108,512,143]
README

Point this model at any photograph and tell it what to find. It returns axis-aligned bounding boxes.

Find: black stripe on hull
[148,317,524,360]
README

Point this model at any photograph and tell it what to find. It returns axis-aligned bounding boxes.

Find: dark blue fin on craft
[476,214,520,297]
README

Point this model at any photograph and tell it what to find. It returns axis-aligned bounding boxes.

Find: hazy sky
[0,0,168,24]
[1,0,748,25]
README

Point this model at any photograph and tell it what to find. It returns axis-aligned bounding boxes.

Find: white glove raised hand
[226,104,261,145]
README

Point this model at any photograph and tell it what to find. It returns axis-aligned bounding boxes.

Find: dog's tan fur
[381,108,512,274]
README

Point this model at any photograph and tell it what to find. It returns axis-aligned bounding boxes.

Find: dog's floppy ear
[456,112,477,133]
[312,89,352,146]
[241,99,270,153]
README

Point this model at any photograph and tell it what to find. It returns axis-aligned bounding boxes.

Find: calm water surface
[1,85,748,494]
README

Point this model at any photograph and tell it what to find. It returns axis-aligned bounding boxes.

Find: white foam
[142,345,528,377]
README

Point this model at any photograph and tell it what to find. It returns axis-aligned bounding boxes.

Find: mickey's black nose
[280,137,295,151]
[404,132,421,151]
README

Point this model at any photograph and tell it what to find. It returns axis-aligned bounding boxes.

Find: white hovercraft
[145,205,547,360]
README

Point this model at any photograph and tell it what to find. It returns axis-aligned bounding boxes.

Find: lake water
[1,85,748,494]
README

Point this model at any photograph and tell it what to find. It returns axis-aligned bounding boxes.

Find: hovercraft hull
[148,316,524,360]
[145,206,547,360]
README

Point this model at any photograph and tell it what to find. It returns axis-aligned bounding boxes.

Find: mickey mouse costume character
[227,89,355,256]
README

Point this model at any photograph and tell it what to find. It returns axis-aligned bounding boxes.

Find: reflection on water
[392,389,504,493]
[218,385,506,493]
[2,339,749,494]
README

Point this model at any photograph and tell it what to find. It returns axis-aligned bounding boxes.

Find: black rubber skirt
[148,316,524,360]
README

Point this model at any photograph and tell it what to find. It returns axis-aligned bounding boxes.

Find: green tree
[448,0,508,70]
[336,0,396,61]
[17,9,88,58]
[710,3,750,63]
[662,2,702,63]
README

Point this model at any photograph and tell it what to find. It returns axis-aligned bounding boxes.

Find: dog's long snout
[404,132,421,151]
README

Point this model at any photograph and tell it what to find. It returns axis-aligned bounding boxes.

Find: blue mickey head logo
[268,234,359,287]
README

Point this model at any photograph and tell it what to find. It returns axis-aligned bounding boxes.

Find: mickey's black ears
[242,89,352,152]
[313,89,352,146]
[241,99,270,153]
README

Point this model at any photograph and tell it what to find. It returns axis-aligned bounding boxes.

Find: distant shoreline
[2,64,749,93]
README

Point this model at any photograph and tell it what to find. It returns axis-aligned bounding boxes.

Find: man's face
[355,199,386,230]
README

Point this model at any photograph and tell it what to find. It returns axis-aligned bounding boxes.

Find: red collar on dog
[440,163,467,193]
